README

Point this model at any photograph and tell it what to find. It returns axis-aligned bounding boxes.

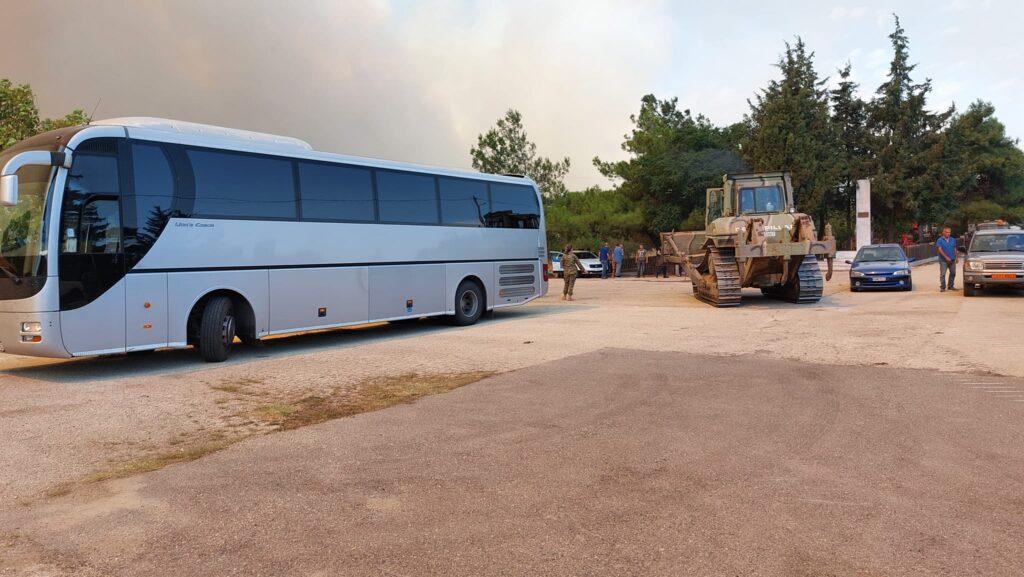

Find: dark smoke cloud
[2,0,669,187]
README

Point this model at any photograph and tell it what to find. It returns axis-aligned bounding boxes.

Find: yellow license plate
[992,273,1016,279]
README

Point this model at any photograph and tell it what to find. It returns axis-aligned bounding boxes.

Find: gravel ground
[0,262,1021,509]
[3,349,1023,576]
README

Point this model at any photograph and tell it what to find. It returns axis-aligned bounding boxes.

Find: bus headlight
[21,321,41,333]
[966,260,984,271]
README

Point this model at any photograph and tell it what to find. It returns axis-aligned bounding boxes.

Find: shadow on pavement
[0,304,570,384]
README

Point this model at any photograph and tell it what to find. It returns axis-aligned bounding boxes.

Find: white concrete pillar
[856,179,871,249]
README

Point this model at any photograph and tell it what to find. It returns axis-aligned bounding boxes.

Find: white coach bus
[0,118,548,361]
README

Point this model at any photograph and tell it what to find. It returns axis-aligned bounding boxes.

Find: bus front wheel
[452,280,484,326]
[199,296,236,362]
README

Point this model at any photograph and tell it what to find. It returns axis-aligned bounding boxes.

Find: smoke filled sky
[3,0,1022,188]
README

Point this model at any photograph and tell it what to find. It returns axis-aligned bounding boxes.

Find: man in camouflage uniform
[561,245,584,301]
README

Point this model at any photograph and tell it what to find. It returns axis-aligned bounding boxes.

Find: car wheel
[199,296,235,363]
[451,279,484,326]
[964,284,977,297]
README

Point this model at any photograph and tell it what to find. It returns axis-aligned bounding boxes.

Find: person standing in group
[599,242,610,279]
[560,244,584,301]
[936,227,958,292]
[613,243,624,278]
[635,244,647,278]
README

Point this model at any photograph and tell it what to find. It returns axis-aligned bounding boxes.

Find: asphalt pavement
[4,348,1022,576]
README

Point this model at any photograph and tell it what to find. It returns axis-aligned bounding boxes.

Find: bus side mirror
[0,174,17,206]
[0,150,72,206]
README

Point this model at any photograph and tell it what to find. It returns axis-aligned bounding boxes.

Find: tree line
[4,15,1021,253]
[473,15,1024,251]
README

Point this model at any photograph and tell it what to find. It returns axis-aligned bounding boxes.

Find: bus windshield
[0,161,54,280]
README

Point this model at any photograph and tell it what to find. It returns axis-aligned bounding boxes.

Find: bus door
[122,141,173,351]
[58,138,126,355]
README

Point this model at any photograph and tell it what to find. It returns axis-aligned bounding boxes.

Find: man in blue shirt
[613,243,624,278]
[936,227,957,292]
[599,242,610,279]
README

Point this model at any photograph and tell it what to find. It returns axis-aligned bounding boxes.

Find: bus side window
[439,177,489,226]
[376,171,439,224]
[60,144,121,255]
[298,162,375,222]
[186,149,296,220]
[487,183,539,229]
[126,143,175,266]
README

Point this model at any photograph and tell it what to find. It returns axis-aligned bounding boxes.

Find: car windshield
[970,233,1024,253]
[0,162,55,279]
[856,246,905,262]
[575,251,597,259]
[738,185,783,214]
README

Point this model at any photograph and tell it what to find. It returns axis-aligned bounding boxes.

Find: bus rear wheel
[199,296,236,362]
[451,280,484,326]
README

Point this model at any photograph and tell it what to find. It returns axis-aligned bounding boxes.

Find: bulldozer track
[762,257,824,304]
[694,246,742,307]
[792,257,825,303]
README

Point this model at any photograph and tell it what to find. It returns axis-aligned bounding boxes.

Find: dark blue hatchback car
[848,244,914,292]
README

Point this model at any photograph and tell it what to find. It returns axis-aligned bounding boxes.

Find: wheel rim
[222,314,236,348]
[459,289,479,318]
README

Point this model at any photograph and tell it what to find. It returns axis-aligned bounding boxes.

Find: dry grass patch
[83,438,237,485]
[211,376,266,395]
[42,370,496,499]
[253,371,495,430]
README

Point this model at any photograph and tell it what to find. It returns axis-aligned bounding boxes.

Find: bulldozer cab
[706,172,794,225]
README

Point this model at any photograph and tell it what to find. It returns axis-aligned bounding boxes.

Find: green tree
[41,109,90,133]
[865,15,953,240]
[742,38,838,228]
[829,63,870,245]
[1,79,89,150]
[471,109,571,196]
[595,95,746,237]
[544,186,645,251]
[942,100,1024,226]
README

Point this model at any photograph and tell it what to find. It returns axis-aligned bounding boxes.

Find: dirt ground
[1,262,1022,575]
[4,349,1024,576]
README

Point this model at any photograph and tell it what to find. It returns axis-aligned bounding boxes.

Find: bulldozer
[660,172,836,307]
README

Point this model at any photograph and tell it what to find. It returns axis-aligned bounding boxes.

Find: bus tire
[199,296,236,362]
[451,280,484,326]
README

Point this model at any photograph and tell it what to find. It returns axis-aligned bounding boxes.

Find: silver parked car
[962,225,1024,297]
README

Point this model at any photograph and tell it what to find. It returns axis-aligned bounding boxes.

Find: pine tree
[865,15,953,240]
[829,63,869,244]
[742,38,838,227]
[471,109,571,197]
